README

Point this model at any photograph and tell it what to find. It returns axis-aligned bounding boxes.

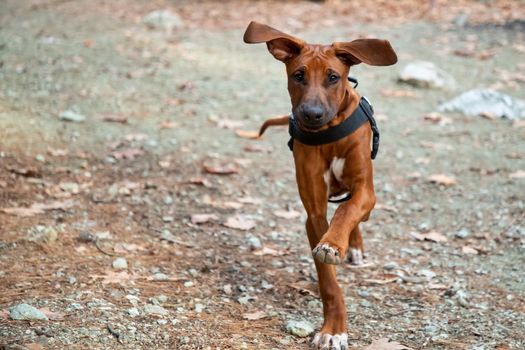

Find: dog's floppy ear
[332,39,398,66]
[243,21,305,62]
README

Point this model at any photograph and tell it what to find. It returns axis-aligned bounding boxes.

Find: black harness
[287,77,380,203]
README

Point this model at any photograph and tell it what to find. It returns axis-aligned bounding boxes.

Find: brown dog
[244,22,397,349]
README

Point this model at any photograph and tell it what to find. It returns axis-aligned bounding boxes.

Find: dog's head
[244,21,397,130]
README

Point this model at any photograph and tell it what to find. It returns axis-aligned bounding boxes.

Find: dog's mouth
[293,110,336,130]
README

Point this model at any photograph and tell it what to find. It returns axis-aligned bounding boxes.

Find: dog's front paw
[311,332,348,350]
[312,243,342,265]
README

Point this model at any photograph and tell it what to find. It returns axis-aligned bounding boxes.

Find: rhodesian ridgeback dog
[244,22,397,349]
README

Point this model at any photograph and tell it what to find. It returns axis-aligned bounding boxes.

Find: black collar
[288,96,380,160]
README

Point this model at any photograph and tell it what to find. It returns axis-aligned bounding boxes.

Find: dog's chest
[323,157,346,189]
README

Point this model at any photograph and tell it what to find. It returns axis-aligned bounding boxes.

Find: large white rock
[439,89,525,120]
[143,10,184,30]
[399,61,456,90]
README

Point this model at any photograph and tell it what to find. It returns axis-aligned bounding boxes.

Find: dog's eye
[293,71,305,82]
[328,74,340,83]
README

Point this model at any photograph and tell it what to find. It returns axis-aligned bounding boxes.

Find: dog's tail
[258,115,289,137]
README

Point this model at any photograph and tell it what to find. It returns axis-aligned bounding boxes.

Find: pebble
[454,228,471,239]
[195,303,205,313]
[418,269,437,279]
[9,303,48,321]
[153,272,168,281]
[59,109,86,122]
[360,300,372,308]
[183,281,194,288]
[163,196,173,205]
[127,307,140,317]
[383,262,399,270]
[112,257,128,270]
[143,9,184,30]
[286,320,314,337]
[357,290,370,298]
[246,235,262,250]
[144,304,168,316]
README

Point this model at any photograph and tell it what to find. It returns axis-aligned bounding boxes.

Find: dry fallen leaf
[92,271,134,286]
[509,170,525,179]
[1,200,74,217]
[223,215,256,231]
[427,174,457,186]
[160,120,179,129]
[235,129,260,139]
[364,274,400,285]
[191,213,219,225]
[462,246,478,255]
[423,112,452,125]
[252,246,287,256]
[243,144,272,153]
[110,148,144,160]
[188,177,212,187]
[39,307,65,321]
[289,281,319,297]
[410,231,448,243]
[242,311,268,320]
[216,118,244,129]
[380,89,416,98]
[203,162,239,175]
[363,338,414,350]
[273,209,301,219]
[102,113,128,124]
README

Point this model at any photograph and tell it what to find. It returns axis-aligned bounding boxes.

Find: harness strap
[288,96,379,160]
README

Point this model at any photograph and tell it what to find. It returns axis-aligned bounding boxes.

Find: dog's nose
[302,105,324,121]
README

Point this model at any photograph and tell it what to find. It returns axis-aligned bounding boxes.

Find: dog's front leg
[313,185,375,265]
[296,161,348,349]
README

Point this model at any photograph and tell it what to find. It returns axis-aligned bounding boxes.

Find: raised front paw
[311,332,348,350]
[312,243,342,265]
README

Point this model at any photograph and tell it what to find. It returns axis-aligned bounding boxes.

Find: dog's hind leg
[347,226,365,265]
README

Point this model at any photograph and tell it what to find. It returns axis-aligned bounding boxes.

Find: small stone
[183,281,194,288]
[454,228,471,239]
[35,154,45,162]
[9,303,48,321]
[357,290,369,298]
[383,262,399,270]
[162,216,174,223]
[195,303,204,313]
[398,61,456,90]
[418,269,437,279]
[237,295,254,305]
[112,257,128,270]
[144,304,168,316]
[59,182,79,194]
[143,10,184,30]
[153,272,168,281]
[127,307,140,317]
[66,303,84,311]
[261,280,273,289]
[68,276,77,284]
[360,300,372,308]
[246,235,262,250]
[59,109,86,122]
[286,320,314,337]
[157,319,167,325]
[163,196,173,205]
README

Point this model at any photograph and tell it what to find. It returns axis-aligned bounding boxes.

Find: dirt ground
[1,1,524,349]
